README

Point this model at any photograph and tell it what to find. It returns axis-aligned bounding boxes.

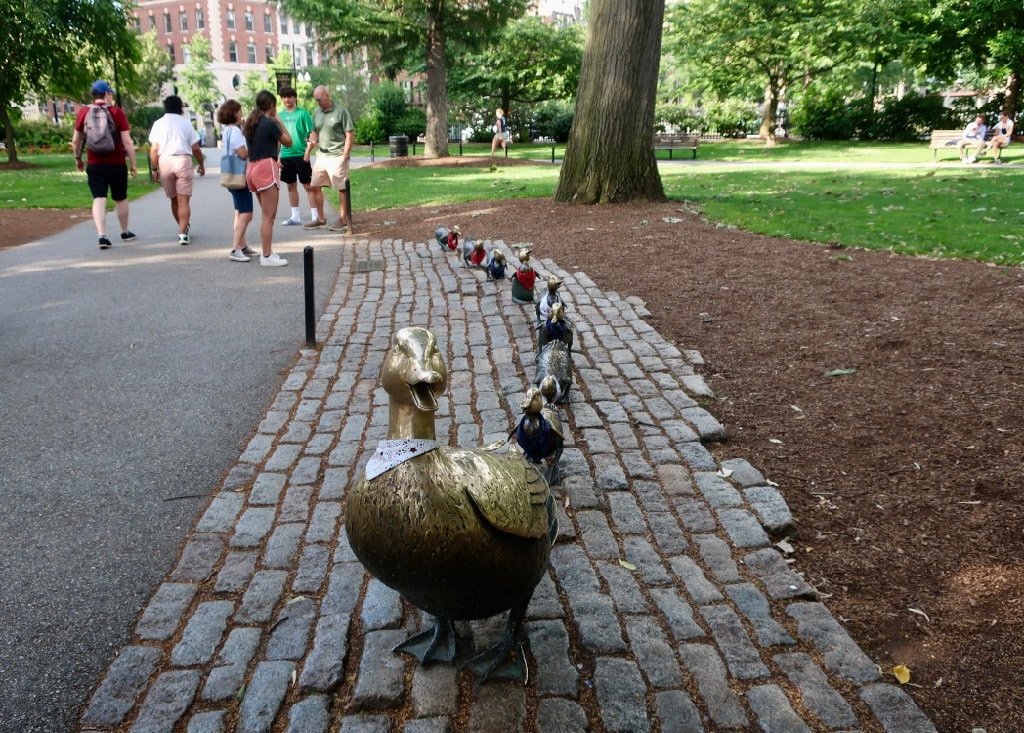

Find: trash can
[389,135,408,158]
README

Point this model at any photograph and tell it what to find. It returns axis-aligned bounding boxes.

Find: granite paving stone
[78,235,935,733]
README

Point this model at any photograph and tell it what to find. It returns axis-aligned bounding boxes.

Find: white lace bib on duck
[365,439,440,480]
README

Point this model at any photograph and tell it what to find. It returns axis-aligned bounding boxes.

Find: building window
[183,44,192,63]
[226,9,235,29]
[263,13,272,33]
[295,47,305,67]
[244,11,253,31]
[265,45,275,63]
[292,18,299,34]
[167,43,175,62]
[133,16,141,31]
[179,11,188,31]
[163,12,172,32]
[247,42,257,64]
[149,14,156,29]
[196,8,204,28]
[280,14,287,33]
[228,41,238,63]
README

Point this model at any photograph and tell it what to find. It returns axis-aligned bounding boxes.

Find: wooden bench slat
[653,134,700,160]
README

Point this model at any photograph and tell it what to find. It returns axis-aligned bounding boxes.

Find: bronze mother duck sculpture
[345,326,557,682]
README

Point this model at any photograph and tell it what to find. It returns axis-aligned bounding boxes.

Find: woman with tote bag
[217,100,257,262]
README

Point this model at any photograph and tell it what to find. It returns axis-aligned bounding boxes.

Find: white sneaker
[179,233,190,245]
[260,253,288,267]
[229,249,251,262]
[281,218,301,226]
[967,156,977,164]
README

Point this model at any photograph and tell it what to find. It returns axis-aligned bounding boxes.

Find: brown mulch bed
[7,157,1022,731]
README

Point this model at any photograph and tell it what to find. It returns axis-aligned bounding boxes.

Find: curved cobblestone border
[80,238,937,733]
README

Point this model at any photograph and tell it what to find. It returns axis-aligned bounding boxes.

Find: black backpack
[84,104,117,154]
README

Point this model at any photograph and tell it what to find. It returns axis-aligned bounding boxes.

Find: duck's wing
[451,449,550,540]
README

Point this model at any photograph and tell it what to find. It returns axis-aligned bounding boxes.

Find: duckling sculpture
[462,237,486,268]
[535,275,564,323]
[537,300,574,353]
[535,339,573,404]
[345,326,557,683]
[435,225,460,251]
[514,385,565,486]
[485,249,507,281]
[510,247,536,304]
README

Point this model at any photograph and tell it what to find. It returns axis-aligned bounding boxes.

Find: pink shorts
[158,156,194,198]
[246,157,280,192]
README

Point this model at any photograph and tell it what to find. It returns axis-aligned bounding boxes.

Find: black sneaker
[120,231,136,241]
[98,236,112,249]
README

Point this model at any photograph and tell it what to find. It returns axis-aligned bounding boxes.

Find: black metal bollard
[344,178,353,233]
[304,246,315,347]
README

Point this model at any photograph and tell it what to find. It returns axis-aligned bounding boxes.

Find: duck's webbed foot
[544,449,563,486]
[464,634,528,683]
[464,603,530,683]
[393,617,456,666]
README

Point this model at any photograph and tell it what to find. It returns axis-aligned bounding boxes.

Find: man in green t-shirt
[307,85,355,233]
[277,87,318,226]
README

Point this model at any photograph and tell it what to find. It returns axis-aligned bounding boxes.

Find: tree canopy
[0,0,139,161]
[278,0,529,156]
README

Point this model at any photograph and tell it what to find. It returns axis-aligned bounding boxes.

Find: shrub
[394,107,426,140]
[354,116,387,145]
[365,82,408,137]
[791,88,859,140]
[872,92,954,141]
[11,119,71,150]
[532,100,574,142]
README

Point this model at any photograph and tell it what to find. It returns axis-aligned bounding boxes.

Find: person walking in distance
[306,85,355,233]
[148,95,205,245]
[490,108,508,156]
[243,90,293,267]
[216,100,259,262]
[277,87,319,226]
[71,80,138,249]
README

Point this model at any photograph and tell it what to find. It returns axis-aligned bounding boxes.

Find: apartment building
[133,0,342,99]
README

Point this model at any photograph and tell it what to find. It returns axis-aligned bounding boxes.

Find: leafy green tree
[0,0,138,161]
[98,30,174,113]
[665,0,851,141]
[278,0,529,157]
[554,0,665,204]
[177,34,220,137]
[911,0,1024,117]
[448,17,584,115]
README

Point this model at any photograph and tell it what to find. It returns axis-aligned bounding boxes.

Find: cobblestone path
[80,237,937,732]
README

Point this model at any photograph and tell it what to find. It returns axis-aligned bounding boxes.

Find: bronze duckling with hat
[345,326,557,683]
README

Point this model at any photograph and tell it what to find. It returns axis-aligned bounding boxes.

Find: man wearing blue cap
[71,81,138,249]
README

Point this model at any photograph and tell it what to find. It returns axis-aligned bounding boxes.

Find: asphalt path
[0,152,354,732]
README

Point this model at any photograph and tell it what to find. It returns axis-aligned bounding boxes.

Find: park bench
[653,133,700,160]
[929,128,993,163]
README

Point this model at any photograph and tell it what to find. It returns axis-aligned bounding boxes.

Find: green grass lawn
[0,155,156,209]
[4,143,1023,266]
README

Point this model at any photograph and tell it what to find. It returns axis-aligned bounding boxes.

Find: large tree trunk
[759,79,780,144]
[554,0,665,204]
[423,9,449,158]
[1005,70,1021,120]
[1,105,19,163]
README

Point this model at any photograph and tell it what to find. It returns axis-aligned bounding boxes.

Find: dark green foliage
[791,88,859,140]
[531,101,574,142]
[127,107,165,145]
[354,117,388,145]
[11,120,71,150]
[395,107,426,140]
[872,93,955,141]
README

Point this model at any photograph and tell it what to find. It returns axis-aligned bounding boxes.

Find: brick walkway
[79,237,937,732]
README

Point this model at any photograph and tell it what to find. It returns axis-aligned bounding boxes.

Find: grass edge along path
[4,143,1024,266]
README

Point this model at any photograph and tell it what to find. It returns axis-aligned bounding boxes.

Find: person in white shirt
[958,115,988,164]
[148,95,206,245]
[987,111,1014,165]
